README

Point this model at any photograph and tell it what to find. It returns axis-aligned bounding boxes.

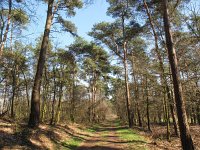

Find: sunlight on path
[76,121,148,150]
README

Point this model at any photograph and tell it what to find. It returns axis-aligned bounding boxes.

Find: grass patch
[117,128,148,150]
[61,137,83,150]
[117,129,144,141]
[85,124,100,132]
[85,128,96,133]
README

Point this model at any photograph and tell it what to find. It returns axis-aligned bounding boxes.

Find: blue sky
[22,0,114,48]
[21,0,200,48]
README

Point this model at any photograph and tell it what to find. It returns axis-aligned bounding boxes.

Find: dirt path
[0,118,148,150]
[76,122,148,150]
[76,123,124,150]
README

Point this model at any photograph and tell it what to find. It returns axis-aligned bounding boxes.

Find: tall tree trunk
[145,77,151,131]
[122,12,133,128]
[137,102,142,127]
[11,72,16,118]
[91,73,95,122]
[0,9,5,43]
[123,49,132,128]
[0,0,12,57]
[169,90,179,136]
[10,22,13,51]
[22,70,30,108]
[195,74,200,125]
[50,67,56,125]
[91,71,97,122]
[2,80,8,114]
[144,0,173,139]
[163,93,170,141]
[131,59,142,127]
[11,66,18,118]
[135,78,142,127]
[197,105,200,125]
[41,66,49,122]
[87,86,92,122]
[162,0,194,149]
[28,0,54,128]
[131,57,136,125]
[70,74,75,123]
[41,86,47,122]
[169,71,180,136]
[54,81,63,124]
[87,78,92,123]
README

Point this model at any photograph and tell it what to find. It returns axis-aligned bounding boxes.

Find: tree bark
[11,72,16,118]
[0,0,12,57]
[70,72,76,123]
[169,91,179,136]
[163,93,170,140]
[137,102,142,127]
[143,1,173,139]
[122,11,133,128]
[54,80,63,124]
[0,9,5,43]
[131,58,142,127]
[197,105,200,125]
[123,46,133,128]
[2,80,8,114]
[91,71,95,122]
[21,69,30,108]
[169,71,180,136]
[50,67,56,125]
[145,77,151,131]
[41,66,48,122]
[28,0,54,128]
[11,65,18,118]
[162,0,194,149]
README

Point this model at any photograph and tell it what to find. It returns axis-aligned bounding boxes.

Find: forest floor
[145,124,200,150]
[0,118,200,150]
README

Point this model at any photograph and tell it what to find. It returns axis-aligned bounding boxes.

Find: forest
[0,0,199,150]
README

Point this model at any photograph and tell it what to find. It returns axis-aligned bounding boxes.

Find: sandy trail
[76,122,128,150]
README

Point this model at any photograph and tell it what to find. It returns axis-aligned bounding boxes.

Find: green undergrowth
[61,137,83,150]
[116,128,148,150]
[114,120,122,126]
[85,128,96,133]
[85,124,100,133]
[117,128,143,141]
